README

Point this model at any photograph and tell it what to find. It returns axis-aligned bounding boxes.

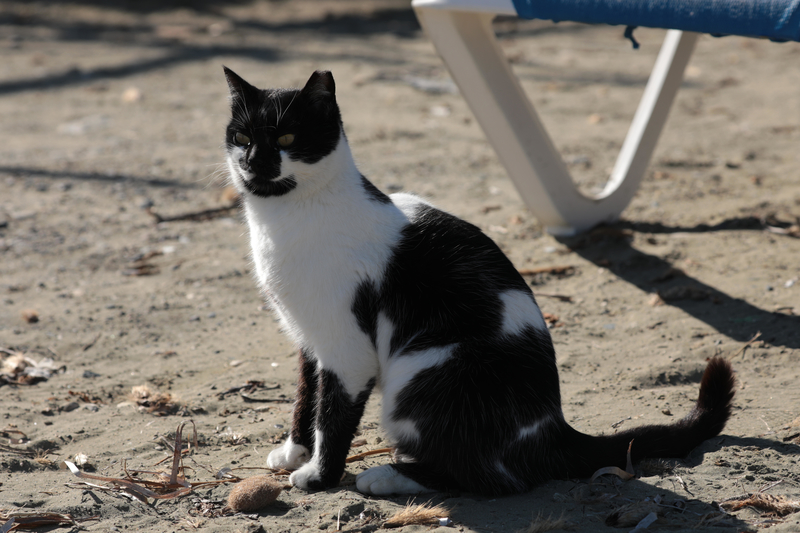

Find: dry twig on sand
[345,447,394,463]
[0,511,83,531]
[64,421,238,504]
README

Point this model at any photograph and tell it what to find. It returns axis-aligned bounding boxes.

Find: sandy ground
[1,1,800,532]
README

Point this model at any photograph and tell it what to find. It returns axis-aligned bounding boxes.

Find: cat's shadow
[554,220,800,350]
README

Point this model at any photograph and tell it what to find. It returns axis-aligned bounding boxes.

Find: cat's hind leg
[267,349,316,470]
[356,465,432,495]
[356,461,458,495]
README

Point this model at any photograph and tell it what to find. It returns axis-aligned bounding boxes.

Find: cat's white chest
[243,191,407,352]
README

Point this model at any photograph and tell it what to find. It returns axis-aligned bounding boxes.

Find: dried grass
[520,512,574,533]
[719,493,800,516]
[383,501,450,529]
[605,501,661,527]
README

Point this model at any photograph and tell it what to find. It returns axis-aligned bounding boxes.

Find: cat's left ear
[223,66,258,103]
[301,70,336,102]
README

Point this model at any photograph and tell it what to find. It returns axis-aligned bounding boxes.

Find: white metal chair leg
[413,6,699,234]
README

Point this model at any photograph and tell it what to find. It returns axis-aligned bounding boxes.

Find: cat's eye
[277,134,295,147]
[234,132,251,146]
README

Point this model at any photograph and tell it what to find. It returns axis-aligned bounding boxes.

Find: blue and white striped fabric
[512,0,800,41]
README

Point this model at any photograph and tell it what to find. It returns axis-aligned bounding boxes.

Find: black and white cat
[223,68,736,496]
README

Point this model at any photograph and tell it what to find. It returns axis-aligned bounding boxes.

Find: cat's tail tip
[690,356,736,435]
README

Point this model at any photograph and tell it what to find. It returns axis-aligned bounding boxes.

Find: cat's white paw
[267,439,310,471]
[356,465,432,495]
[289,462,323,490]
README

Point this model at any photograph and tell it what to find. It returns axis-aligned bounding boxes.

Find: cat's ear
[301,70,336,102]
[223,66,258,103]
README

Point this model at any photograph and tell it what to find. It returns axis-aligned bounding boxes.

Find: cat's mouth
[238,170,298,198]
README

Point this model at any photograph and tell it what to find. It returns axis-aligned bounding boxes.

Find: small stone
[60,402,80,413]
[121,87,142,103]
[21,309,39,323]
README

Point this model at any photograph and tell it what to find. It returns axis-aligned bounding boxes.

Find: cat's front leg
[290,369,375,491]
[267,349,316,470]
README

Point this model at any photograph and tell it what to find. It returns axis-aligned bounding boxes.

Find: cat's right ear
[223,66,257,104]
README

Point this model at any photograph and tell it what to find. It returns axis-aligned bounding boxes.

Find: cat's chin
[239,174,298,198]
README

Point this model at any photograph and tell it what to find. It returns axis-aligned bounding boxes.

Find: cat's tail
[554,357,736,479]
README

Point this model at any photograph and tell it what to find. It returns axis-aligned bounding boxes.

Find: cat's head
[223,68,343,198]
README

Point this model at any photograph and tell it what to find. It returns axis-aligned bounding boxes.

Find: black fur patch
[306,371,375,489]
[360,175,391,204]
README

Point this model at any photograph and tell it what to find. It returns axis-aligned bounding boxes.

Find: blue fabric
[512,0,800,42]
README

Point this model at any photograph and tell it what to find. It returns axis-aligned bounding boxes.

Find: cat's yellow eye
[277,134,295,147]
[234,132,251,146]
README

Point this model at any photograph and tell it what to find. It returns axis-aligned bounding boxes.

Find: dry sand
[1,1,800,531]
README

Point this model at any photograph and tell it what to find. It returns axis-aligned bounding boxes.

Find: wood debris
[121,250,162,277]
[129,384,183,415]
[542,313,563,328]
[65,421,237,504]
[0,511,82,531]
[592,440,635,482]
[0,348,65,386]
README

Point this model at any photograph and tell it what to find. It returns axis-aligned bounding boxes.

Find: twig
[147,204,238,224]
[0,443,35,457]
[217,381,278,400]
[82,333,102,352]
[518,265,575,276]
[239,392,292,403]
[730,331,761,359]
[345,447,394,463]
[535,292,574,302]
[612,416,631,429]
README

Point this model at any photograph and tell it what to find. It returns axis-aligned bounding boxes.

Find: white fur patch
[380,344,456,444]
[289,461,323,490]
[386,418,421,443]
[494,459,524,491]
[517,419,545,440]
[267,438,311,470]
[498,290,547,336]
[356,465,432,495]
